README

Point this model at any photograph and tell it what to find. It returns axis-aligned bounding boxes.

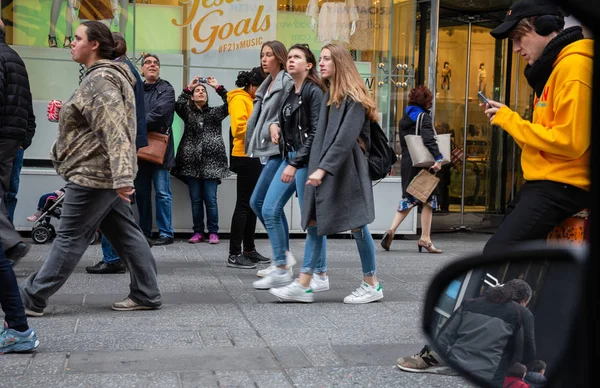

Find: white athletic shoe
[252,270,293,290]
[256,251,296,278]
[343,283,383,304]
[309,275,330,293]
[269,281,314,303]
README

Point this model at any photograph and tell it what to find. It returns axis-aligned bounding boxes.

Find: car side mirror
[421,243,587,388]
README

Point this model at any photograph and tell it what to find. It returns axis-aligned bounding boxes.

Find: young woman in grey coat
[244,41,298,277]
[298,43,383,304]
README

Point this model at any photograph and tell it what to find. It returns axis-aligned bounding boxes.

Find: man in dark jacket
[0,19,34,263]
[86,32,149,274]
[135,53,175,245]
[524,360,548,388]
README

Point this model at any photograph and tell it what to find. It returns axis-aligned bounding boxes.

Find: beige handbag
[406,169,440,203]
[405,112,452,168]
[137,130,169,165]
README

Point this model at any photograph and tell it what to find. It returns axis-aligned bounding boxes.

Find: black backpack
[358,120,398,181]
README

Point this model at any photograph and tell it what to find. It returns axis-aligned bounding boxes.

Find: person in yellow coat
[483,0,592,252]
[226,67,271,269]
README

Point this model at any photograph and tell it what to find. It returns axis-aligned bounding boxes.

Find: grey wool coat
[301,94,375,236]
[245,70,293,158]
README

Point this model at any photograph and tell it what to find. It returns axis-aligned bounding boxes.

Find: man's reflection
[434,279,535,388]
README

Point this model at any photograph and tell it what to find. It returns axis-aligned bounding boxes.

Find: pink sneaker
[208,233,219,244]
[26,212,42,222]
[188,233,205,244]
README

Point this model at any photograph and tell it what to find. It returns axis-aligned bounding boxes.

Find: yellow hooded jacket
[492,39,593,191]
[227,88,254,157]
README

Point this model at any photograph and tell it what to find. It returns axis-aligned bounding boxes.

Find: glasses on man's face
[299,44,310,49]
[143,60,159,66]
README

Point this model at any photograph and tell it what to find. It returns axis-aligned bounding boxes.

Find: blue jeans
[0,240,28,331]
[262,154,327,269]
[301,225,373,276]
[187,178,219,234]
[7,148,24,223]
[134,163,174,238]
[101,235,120,263]
[250,156,289,250]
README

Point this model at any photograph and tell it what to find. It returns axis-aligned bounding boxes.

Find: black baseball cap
[490,0,563,39]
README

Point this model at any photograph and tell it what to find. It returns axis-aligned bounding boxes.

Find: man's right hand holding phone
[483,100,506,123]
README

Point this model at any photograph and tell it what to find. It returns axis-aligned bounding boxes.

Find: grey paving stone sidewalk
[2,233,489,387]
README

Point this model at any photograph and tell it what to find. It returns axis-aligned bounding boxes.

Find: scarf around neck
[524,26,584,98]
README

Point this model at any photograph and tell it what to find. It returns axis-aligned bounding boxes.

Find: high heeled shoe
[418,239,442,254]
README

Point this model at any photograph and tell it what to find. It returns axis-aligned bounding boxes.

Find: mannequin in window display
[78,0,119,29]
[441,61,451,90]
[48,0,77,48]
[478,63,487,95]
[306,0,359,45]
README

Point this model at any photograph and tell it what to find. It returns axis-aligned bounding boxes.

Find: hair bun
[235,71,251,87]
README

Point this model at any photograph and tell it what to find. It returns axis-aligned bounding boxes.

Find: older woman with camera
[172,76,231,245]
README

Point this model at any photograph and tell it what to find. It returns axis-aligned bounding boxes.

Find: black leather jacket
[278,81,324,169]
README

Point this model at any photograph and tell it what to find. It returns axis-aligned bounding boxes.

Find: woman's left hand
[281,165,297,183]
[431,161,442,172]
[306,168,326,187]
[206,77,219,89]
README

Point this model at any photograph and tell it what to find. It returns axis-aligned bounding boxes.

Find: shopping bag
[405,113,451,167]
[406,169,440,203]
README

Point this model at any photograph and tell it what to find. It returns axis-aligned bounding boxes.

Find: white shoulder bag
[405,112,451,168]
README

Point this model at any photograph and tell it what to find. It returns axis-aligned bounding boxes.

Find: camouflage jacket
[51,60,137,189]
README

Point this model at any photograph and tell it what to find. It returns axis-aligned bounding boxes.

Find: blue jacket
[119,56,147,150]
[143,78,176,168]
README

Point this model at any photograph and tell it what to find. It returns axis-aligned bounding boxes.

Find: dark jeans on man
[229,156,262,255]
[483,180,590,254]
[20,182,162,313]
[0,138,23,250]
[134,162,174,238]
[0,239,28,331]
[7,147,24,222]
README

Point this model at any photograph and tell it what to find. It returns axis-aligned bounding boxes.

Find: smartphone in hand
[477,91,490,105]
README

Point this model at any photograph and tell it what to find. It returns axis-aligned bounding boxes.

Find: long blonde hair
[322,44,377,121]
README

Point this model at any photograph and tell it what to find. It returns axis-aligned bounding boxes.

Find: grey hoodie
[245,70,293,158]
[51,60,137,189]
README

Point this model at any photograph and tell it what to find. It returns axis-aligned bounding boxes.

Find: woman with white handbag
[381,86,444,253]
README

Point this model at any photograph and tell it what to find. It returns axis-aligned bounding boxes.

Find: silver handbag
[405,112,451,168]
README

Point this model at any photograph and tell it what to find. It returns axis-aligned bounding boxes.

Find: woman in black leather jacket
[251,44,328,292]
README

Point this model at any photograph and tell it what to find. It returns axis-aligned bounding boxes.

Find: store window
[4,0,417,170]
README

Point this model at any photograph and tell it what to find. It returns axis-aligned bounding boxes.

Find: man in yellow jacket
[484,0,592,251]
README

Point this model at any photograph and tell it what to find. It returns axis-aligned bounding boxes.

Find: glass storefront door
[432,14,511,228]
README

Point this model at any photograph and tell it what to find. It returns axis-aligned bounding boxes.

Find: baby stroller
[30,194,101,244]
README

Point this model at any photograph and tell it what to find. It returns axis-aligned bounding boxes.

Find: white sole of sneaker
[397,364,455,375]
[24,308,44,317]
[343,293,384,304]
[269,288,314,303]
[111,305,157,311]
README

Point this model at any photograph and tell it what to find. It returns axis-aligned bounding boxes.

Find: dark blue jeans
[134,162,174,238]
[0,240,28,330]
[187,178,219,234]
[101,235,120,263]
[7,147,24,222]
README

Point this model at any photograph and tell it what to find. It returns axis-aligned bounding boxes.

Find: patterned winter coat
[172,86,231,180]
[51,60,137,189]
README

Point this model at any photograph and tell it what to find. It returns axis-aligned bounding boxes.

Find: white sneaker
[269,281,314,303]
[256,251,296,278]
[252,270,293,290]
[310,275,330,293]
[343,283,383,304]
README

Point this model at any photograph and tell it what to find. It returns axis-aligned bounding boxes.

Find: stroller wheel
[48,224,57,239]
[32,226,52,244]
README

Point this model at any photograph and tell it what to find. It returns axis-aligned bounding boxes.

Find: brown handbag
[137,130,169,165]
[406,169,440,203]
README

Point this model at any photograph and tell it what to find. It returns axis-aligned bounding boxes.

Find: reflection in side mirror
[422,244,587,388]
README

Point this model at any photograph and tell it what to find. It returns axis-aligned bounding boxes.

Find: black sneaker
[244,250,271,264]
[227,254,257,269]
[153,236,174,246]
[5,242,30,266]
[86,260,127,274]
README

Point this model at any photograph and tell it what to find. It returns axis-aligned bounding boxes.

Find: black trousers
[0,138,23,251]
[229,156,263,255]
[484,180,590,254]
